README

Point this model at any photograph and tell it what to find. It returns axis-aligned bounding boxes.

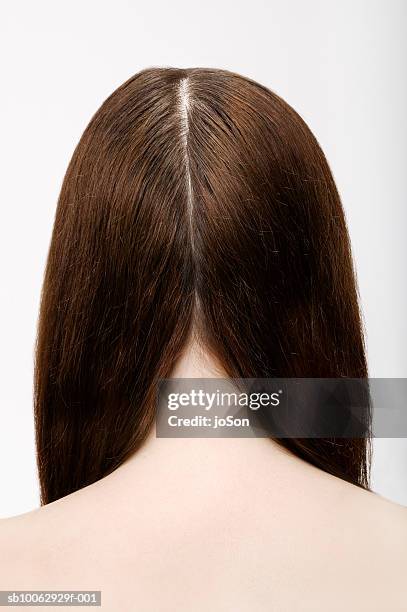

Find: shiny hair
[35,67,369,504]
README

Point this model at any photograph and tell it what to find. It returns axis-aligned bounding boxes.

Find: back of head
[34,67,369,504]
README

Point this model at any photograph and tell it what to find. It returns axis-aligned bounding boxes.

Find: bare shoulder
[314,463,407,526]
[356,487,407,549]
[0,509,46,587]
[338,476,407,527]
[0,499,90,591]
[319,470,407,564]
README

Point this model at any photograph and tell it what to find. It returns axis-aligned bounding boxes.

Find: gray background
[0,0,405,517]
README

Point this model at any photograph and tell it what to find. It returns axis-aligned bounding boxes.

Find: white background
[0,0,406,518]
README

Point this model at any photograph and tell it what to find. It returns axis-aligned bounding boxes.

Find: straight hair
[34,67,370,504]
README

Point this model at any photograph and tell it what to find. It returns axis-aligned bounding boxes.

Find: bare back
[1,436,406,612]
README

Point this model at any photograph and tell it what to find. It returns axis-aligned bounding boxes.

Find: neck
[46,338,319,513]
[116,337,301,488]
[170,334,226,378]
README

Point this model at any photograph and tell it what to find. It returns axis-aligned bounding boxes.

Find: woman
[1,67,406,610]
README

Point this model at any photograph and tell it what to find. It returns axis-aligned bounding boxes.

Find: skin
[0,340,406,611]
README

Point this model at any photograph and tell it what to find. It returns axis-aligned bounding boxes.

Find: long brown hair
[35,67,369,504]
